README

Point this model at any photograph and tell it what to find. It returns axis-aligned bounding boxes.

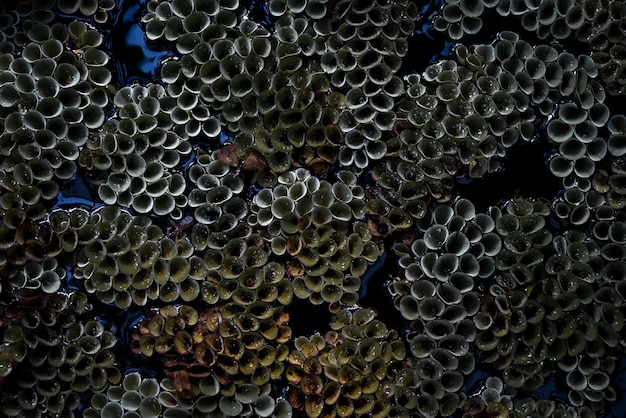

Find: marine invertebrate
[389,199,489,413]
[80,84,192,219]
[58,0,115,23]
[286,308,409,417]
[249,168,379,310]
[86,370,293,417]
[432,0,488,40]
[463,377,598,418]
[0,290,120,417]
[0,204,63,288]
[0,20,113,216]
[69,205,215,307]
[2,0,626,416]
[187,148,248,228]
[8,256,64,293]
[131,303,291,404]
[321,0,418,172]
[433,0,626,98]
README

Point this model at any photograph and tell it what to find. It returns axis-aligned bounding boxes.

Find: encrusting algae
[1,0,626,417]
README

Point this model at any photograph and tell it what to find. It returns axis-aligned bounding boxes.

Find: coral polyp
[2,0,626,416]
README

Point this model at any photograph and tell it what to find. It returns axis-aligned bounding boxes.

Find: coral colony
[1,0,626,417]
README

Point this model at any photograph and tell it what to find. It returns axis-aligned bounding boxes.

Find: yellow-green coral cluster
[68,206,196,307]
[462,376,598,418]
[285,308,409,417]
[250,168,378,309]
[84,371,293,417]
[132,304,291,389]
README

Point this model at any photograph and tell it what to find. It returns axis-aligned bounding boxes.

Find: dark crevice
[456,140,561,213]
[402,0,451,78]
[359,247,410,333]
[287,297,332,337]
[402,31,453,77]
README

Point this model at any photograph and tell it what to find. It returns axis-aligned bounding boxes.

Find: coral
[0,291,120,417]
[131,304,291,401]
[1,0,626,416]
[286,308,409,417]
[250,168,379,310]
[0,20,114,216]
[81,84,192,219]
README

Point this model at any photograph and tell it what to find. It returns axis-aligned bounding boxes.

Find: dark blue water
[109,0,175,86]
[54,172,104,209]
[608,361,626,418]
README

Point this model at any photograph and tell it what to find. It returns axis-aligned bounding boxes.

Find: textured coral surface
[1,0,626,417]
